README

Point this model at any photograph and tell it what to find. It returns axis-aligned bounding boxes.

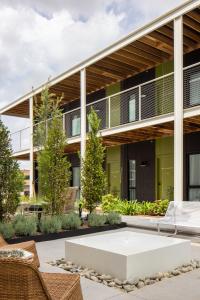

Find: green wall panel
[155,61,174,115]
[106,82,121,127]
[156,136,174,201]
[106,146,121,197]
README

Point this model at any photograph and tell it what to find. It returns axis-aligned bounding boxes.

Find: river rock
[123,285,135,292]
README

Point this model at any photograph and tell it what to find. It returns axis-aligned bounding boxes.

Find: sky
[0,0,186,168]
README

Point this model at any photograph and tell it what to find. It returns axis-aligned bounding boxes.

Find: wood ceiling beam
[186,10,200,23]
[183,15,200,33]
[157,25,197,49]
[133,40,171,59]
[108,53,143,70]
[94,61,133,77]
[120,45,156,66]
[122,44,164,64]
[89,66,123,80]
[101,57,141,73]
[139,36,173,55]
[168,22,200,43]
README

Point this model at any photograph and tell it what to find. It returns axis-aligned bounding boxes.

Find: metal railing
[10,62,200,153]
[10,127,30,153]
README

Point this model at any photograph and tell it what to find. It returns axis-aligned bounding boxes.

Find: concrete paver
[36,227,200,300]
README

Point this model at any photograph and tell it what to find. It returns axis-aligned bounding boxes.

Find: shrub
[101,194,120,213]
[117,200,142,215]
[81,108,106,213]
[102,196,169,216]
[40,215,62,234]
[0,223,15,239]
[14,216,37,236]
[0,120,24,221]
[61,213,81,230]
[107,212,121,225]
[88,213,107,227]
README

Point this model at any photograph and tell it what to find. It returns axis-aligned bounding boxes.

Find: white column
[80,68,86,161]
[174,16,183,206]
[29,97,34,198]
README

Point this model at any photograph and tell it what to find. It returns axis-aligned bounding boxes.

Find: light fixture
[140,161,148,167]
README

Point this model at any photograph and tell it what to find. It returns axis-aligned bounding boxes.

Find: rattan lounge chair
[0,234,40,267]
[0,257,83,300]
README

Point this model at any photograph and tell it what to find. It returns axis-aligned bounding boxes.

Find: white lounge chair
[152,201,200,234]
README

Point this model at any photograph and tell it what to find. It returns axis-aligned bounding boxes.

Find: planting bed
[6,222,126,244]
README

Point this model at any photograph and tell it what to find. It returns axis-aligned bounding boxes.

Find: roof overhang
[1,0,200,118]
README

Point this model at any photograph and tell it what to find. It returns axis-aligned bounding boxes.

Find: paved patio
[36,227,200,300]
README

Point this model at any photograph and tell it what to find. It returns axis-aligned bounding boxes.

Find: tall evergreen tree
[34,88,71,215]
[81,107,106,213]
[0,119,24,221]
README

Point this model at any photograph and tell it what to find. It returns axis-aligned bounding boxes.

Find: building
[1,0,200,204]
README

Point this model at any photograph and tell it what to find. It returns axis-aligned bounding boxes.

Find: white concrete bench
[152,201,200,234]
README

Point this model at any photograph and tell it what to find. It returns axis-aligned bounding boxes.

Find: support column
[80,68,86,161]
[29,97,34,198]
[174,16,183,206]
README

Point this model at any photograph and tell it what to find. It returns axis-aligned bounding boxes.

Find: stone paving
[36,226,200,300]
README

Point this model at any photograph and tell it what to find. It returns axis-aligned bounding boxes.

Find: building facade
[1,0,200,204]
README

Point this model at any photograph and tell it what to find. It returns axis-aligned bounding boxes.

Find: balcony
[10,62,200,154]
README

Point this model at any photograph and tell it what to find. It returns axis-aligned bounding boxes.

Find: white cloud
[0,0,185,168]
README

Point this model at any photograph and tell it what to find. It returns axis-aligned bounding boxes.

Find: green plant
[40,215,62,234]
[101,194,120,213]
[35,87,71,215]
[0,222,15,239]
[81,108,106,213]
[106,212,121,225]
[14,216,37,236]
[61,213,81,230]
[88,213,107,227]
[117,200,142,215]
[151,199,169,216]
[0,120,24,221]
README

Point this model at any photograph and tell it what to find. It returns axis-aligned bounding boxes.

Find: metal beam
[174,16,183,206]
[29,97,34,198]
[80,69,86,160]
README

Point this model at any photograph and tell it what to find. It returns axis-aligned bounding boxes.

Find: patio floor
[36,227,200,300]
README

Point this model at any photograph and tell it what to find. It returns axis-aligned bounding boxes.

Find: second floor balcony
[10,61,200,154]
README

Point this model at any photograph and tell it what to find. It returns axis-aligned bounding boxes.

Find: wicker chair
[63,187,79,213]
[0,234,40,267]
[0,258,83,300]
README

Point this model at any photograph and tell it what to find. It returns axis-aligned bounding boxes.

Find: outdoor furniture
[0,234,40,267]
[0,257,83,300]
[63,187,79,213]
[152,201,200,234]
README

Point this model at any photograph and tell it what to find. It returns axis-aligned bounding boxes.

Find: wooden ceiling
[13,115,200,160]
[3,7,200,118]
[103,116,200,147]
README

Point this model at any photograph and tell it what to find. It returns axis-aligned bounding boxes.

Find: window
[129,94,136,122]
[188,154,200,201]
[189,71,200,106]
[128,160,136,200]
[72,115,80,136]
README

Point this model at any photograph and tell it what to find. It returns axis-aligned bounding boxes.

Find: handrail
[10,61,200,143]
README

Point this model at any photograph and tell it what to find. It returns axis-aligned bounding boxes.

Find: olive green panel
[156,61,174,77]
[106,82,121,127]
[155,61,174,115]
[156,137,174,201]
[106,146,121,197]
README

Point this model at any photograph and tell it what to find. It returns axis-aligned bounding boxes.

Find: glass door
[188,154,200,201]
[128,160,136,200]
[72,167,80,199]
